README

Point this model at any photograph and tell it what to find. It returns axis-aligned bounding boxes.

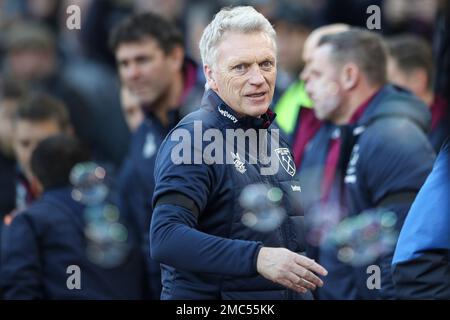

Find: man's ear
[341,63,358,91]
[204,64,218,91]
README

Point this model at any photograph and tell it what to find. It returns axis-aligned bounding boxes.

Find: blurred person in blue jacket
[392,137,450,299]
[110,12,204,299]
[0,134,146,299]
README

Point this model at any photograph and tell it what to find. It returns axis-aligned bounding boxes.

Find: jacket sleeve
[151,203,262,276]
[0,213,43,299]
[150,126,262,277]
[392,138,450,299]
[361,118,436,299]
[392,250,450,299]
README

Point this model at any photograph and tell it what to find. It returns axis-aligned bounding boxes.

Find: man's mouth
[245,92,266,98]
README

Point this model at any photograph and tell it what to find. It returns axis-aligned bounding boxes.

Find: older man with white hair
[150,6,327,300]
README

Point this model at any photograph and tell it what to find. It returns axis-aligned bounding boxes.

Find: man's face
[304,44,344,121]
[116,38,179,106]
[13,119,62,180]
[205,31,277,118]
[8,48,55,81]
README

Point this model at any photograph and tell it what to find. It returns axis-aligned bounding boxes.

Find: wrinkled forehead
[214,31,277,64]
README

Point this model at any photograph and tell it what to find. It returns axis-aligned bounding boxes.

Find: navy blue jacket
[0,187,146,299]
[311,85,435,299]
[150,89,311,300]
[392,137,450,299]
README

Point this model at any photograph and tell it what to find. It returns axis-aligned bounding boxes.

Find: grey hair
[199,6,276,68]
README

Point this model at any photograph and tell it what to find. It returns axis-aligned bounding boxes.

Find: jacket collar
[202,89,276,129]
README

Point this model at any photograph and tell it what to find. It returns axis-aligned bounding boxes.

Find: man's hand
[256,247,328,294]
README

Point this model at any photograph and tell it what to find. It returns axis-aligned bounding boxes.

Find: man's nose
[300,64,310,82]
[248,65,265,86]
[125,63,142,80]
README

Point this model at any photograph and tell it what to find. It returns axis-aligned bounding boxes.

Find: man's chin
[247,103,270,118]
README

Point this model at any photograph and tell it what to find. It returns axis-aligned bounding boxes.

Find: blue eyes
[260,61,273,68]
[233,64,246,71]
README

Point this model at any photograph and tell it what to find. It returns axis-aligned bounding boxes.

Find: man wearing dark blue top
[0,135,146,299]
[110,12,204,299]
[150,6,327,300]
[303,29,435,299]
[392,137,450,299]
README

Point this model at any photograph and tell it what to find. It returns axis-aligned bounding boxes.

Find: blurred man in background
[386,35,449,152]
[3,21,129,168]
[110,12,204,299]
[12,93,72,212]
[392,136,450,299]
[0,134,147,299]
[276,24,350,213]
[271,0,316,93]
[304,29,435,299]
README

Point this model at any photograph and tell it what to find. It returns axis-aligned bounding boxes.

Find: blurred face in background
[204,31,277,118]
[116,38,183,107]
[276,21,310,75]
[120,86,144,132]
[13,119,63,180]
[304,44,344,121]
[387,56,429,102]
[7,48,56,82]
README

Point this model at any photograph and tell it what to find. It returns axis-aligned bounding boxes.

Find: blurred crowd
[0,0,448,299]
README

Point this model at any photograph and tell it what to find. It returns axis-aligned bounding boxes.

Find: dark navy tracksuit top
[311,85,435,299]
[150,89,311,300]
